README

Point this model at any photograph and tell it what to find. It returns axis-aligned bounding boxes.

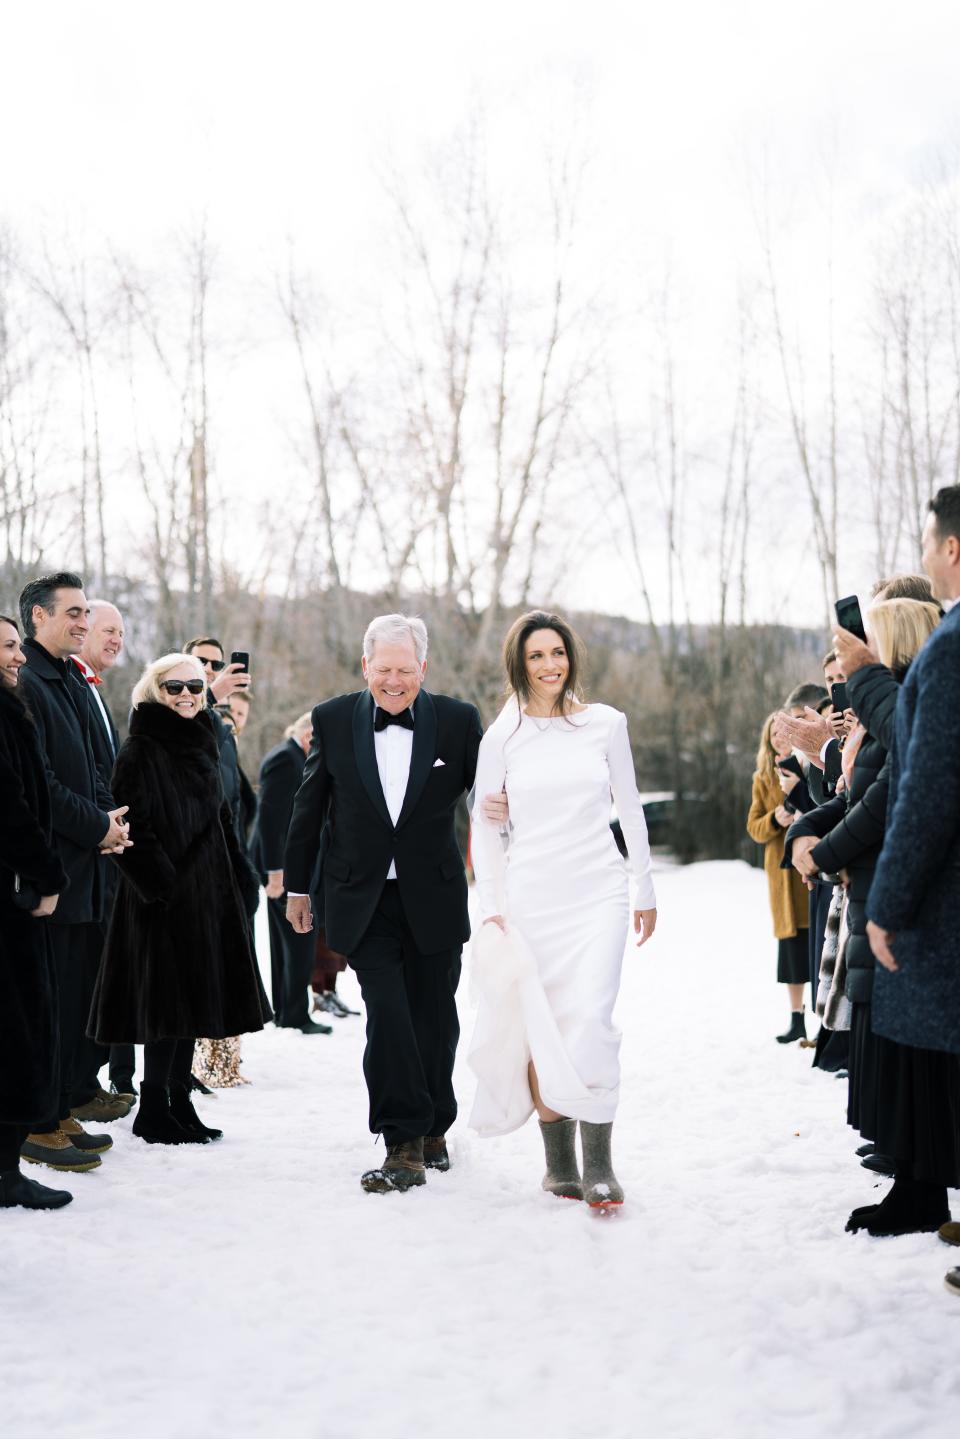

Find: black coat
[785,729,890,1003]
[0,685,67,1125]
[89,703,270,1043]
[250,738,306,877]
[862,606,960,1054]
[17,639,113,925]
[283,689,483,955]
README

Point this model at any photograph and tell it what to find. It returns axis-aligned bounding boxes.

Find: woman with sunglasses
[88,653,270,1144]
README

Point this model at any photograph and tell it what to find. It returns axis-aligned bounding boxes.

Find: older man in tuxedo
[285,614,482,1192]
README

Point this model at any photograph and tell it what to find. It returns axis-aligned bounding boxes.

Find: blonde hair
[754,712,780,785]
[283,711,314,741]
[131,652,206,709]
[866,599,940,676]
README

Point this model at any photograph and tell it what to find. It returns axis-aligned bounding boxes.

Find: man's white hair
[363,613,428,664]
[87,599,122,622]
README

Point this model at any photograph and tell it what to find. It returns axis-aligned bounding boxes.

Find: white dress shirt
[374,708,414,879]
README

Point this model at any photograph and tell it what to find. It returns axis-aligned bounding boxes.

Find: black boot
[847,1177,950,1236]
[169,1084,223,1141]
[776,1011,806,1044]
[580,1121,624,1207]
[0,1167,73,1210]
[132,1081,205,1145]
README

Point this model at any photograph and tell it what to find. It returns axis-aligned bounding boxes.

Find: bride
[469,610,657,1207]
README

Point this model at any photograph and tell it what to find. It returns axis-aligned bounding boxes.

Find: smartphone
[834,594,867,643]
[776,754,804,779]
[230,650,250,673]
[830,681,849,711]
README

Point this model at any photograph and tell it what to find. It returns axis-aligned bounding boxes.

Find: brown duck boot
[423,1136,450,1172]
[361,1138,427,1193]
[59,1116,113,1154]
[580,1121,624,1208]
[938,1221,960,1247]
[20,1130,102,1173]
[539,1118,583,1201]
[71,1088,131,1122]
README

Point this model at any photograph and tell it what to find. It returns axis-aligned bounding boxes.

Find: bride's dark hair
[502,610,586,718]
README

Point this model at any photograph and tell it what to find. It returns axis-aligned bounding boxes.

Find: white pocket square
[433,757,446,767]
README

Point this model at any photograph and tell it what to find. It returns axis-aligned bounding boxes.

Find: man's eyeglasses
[160,679,205,696]
[198,657,225,672]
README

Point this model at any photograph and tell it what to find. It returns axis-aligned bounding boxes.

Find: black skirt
[777,933,809,985]
[851,1010,960,1187]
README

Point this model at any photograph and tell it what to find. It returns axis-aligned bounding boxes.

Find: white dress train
[467,702,656,1136]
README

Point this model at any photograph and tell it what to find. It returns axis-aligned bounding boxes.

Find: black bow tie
[374,706,414,733]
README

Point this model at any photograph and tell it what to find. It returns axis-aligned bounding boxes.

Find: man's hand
[100,806,132,852]
[210,663,251,703]
[778,769,800,795]
[30,893,59,918]
[772,707,831,766]
[634,908,657,946]
[832,626,878,677]
[867,919,898,971]
[484,914,507,931]
[790,834,819,878]
[774,803,794,828]
[286,894,313,934]
[481,792,509,826]
[265,871,285,901]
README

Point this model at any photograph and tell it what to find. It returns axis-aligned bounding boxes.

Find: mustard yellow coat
[746,770,810,940]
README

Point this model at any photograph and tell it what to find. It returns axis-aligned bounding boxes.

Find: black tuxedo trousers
[353,881,461,1145]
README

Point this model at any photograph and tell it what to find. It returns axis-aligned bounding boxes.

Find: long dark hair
[502,609,586,718]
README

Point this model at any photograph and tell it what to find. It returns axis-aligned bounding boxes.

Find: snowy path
[3,861,958,1439]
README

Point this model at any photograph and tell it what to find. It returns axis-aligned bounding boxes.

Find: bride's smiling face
[524,629,569,705]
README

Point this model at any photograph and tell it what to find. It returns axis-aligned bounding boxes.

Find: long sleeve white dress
[467,701,656,1136]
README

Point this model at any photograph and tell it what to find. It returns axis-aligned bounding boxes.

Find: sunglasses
[160,679,205,696]
[199,657,226,672]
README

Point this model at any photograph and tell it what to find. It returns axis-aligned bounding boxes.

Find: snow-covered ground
[3,860,958,1439]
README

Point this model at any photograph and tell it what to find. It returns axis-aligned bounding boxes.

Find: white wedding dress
[467,701,656,1136]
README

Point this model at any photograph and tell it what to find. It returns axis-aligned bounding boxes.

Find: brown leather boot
[361,1138,427,1193]
[423,1136,450,1171]
[59,1116,113,1154]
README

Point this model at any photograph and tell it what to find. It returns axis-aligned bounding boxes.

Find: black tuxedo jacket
[283,689,482,956]
[18,639,113,925]
[250,737,307,878]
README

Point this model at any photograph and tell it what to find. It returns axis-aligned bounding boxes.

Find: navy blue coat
[862,605,960,1053]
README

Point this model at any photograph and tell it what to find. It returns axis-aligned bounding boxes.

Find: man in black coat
[16,574,133,1169]
[284,614,482,1193]
[76,600,134,1101]
[250,713,331,1034]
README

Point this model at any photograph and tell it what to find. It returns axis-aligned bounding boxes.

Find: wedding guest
[76,599,136,1106]
[250,713,331,1034]
[16,574,132,1174]
[0,614,75,1208]
[469,610,657,1208]
[746,713,811,1043]
[844,489,960,1239]
[88,652,270,1144]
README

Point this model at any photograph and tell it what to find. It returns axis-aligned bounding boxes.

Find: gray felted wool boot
[539,1118,583,1200]
[580,1121,624,1207]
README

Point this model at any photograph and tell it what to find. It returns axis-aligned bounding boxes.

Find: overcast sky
[4,0,960,624]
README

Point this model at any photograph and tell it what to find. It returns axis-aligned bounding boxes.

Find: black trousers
[109,1043,136,1087]
[0,1122,29,1171]
[267,895,314,1028]
[349,881,461,1147]
[143,1038,195,1087]
[40,921,109,1127]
